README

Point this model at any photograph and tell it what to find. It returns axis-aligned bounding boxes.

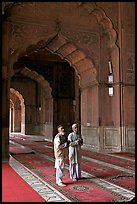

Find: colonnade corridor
[3,132,134,202]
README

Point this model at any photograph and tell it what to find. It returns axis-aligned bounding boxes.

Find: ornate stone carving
[10,22,51,56]
[61,30,98,45]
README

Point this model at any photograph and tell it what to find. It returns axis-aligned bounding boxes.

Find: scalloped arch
[8,2,118,86]
[17,34,97,88]
[80,2,117,48]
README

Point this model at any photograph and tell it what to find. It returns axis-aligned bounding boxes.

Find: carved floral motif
[10,22,50,51]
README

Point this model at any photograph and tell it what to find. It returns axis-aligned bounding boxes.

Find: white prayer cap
[72,124,77,128]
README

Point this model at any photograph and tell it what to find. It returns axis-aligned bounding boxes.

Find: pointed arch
[10,88,25,134]
[20,67,52,94]
[17,34,97,88]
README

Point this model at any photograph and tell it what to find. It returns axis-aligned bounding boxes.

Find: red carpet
[2,162,45,202]
[107,175,135,192]
[81,158,125,178]
[10,138,54,157]
[82,149,135,171]
[13,154,116,202]
[10,135,135,193]
[111,151,135,159]
[10,137,135,171]
[36,140,54,147]
[9,134,135,201]
[14,152,134,193]
[9,143,33,155]
[38,167,117,202]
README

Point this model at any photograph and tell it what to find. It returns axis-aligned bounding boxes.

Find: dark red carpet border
[2,162,45,202]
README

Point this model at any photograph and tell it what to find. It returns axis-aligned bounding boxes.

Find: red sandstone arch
[20,67,52,94]
[10,88,25,134]
[4,2,117,48]
[80,2,117,48]
[17,34,97,88]
[3,2,118,87]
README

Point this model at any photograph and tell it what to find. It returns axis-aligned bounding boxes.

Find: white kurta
[54,133,67,184]
[68,132,83,179]
[54,133,67,169]
[68,132,82,164]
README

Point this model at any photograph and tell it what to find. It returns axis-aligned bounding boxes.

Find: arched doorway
[9,99,14,133]
[3,2,135,157]
[10,88,25,135]
[12,49,81,139]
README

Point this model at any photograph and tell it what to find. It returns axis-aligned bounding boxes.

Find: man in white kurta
[54,125,69,187]
[68,124,83,181]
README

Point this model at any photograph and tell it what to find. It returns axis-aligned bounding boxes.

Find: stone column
[2,19,11,161]
[81,85,99,149]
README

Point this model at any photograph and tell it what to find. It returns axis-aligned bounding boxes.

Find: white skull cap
[72,124,77,128]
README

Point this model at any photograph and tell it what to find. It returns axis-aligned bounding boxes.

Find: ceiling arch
[20,67,52,96]
[10,87,24,106]
[3,2,118,87]
[17,34,97,88]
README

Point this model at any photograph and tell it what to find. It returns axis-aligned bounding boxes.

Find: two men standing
[53,124,83,187]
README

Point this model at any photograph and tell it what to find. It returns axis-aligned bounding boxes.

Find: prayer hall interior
[2,2,135,202]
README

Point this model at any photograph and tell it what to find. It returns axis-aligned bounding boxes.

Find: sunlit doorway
[10,88,25,135]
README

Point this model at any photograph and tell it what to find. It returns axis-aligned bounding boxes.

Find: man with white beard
[68,124,83,181]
